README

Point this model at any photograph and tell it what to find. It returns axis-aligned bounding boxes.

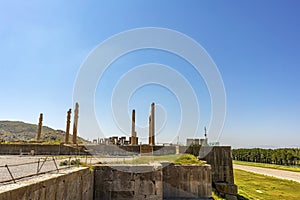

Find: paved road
[233,164,300,183]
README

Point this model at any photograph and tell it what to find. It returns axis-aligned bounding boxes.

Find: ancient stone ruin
[148,102,155,145]
[65,108,72,144]
[129,109,138,145]
[36,113,43,141]
[72,102,79,144]
[0,101,238,199]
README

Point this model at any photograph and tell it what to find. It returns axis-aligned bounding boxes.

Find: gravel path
[233,164,300,183]
[0,155,135,185]
[0,155,76,184]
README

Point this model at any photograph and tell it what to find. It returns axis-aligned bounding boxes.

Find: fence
[0,156,89,185]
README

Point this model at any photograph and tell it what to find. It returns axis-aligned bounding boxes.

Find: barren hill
[0,121,88,143]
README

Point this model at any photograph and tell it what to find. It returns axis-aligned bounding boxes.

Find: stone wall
[85,144,140,156]
[0,144,86,155]
[199,146,234,184]
[93,164,163,200]
[84,145,177,156]
[181,145,201,156]
[93,163,212,199]
[199,146,237,200]
[0,163,213,200]
[153,146,176,155]
[162,163,212,199]
[0,167,93,200]
[0,145,235,199]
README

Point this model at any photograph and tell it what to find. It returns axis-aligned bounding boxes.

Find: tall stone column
[65,109,71,144]
[151,102,155,145]
[132,109,136,137]
[72,103,79,144]
[36,113,43,141]
[131,109,138,145]
[148,115,152,145]
[148,102,155,145]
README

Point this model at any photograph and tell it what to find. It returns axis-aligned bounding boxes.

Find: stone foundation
[214,182,237,200]
[0,144,86,155]
[93,164,163,200]
[162,163,212,199]
[199,146,238,199]
[0,167,93,200]
[0,163,213,200]
[0,146,236,199]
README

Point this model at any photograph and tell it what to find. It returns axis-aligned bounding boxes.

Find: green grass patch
[173,154,204,165]
[110,154,204,165]
[212,191,225,200]
[234,169,300,200]
[233,160,300,173]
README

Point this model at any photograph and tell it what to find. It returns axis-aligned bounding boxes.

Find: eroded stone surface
[94,164,163,200]
[0,167,93,200]
[162,163,212,199]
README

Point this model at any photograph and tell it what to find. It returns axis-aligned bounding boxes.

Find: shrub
[173,154,204,165]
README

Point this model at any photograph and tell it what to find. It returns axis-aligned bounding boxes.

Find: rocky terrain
[0,121,88,143]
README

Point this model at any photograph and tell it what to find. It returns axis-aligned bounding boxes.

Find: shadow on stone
[237,194,249,200]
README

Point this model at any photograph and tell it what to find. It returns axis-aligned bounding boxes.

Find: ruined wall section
[162,163,212,199]
[199,146,237,199]
[0,163,214,200]
[0,144,86,155]
[93,164,163,200]
[199,146,234,184]
[0,167,93,200]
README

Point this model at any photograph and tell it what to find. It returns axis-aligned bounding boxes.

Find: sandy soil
[233,164,300,183]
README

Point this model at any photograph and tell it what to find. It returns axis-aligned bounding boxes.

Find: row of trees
[232,148,300,166]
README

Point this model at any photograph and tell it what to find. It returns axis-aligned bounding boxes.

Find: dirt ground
[0,155,135,184]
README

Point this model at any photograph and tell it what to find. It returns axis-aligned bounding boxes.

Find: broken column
[130,109,138,145]
[151,102,155,145]
[148,116,152,145]
[65,109,71,144]
[148,102,155,145]
[36,113,43,141]
[72,102,79,144]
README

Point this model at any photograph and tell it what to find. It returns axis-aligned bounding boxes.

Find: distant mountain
[0,121,88,143]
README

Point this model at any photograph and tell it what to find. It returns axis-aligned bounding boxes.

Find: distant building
[186,138,208,146]
[92,136,131,145]
[208,142,220,146]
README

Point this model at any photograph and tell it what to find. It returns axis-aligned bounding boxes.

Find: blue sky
[0,1,299,148]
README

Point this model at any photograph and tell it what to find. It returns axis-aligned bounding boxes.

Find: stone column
[36,113,43,141]
[131,109,138,145]
[148,102,155,145]
[150,102,155,145]
[131,110,136,137]
[148,115,152,145]
[65,109,71,144]
[72,102,79,144]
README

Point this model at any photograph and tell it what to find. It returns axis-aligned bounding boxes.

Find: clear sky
[0,1,299,148]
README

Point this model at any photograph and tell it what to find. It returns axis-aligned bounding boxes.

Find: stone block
[163,164,212,199]
[94,164,163,200]
[215,182,237,195]
[113,180,135,191]
[111,191,134,199]
[0,168,93,200]
[0,191,11,200]
[225,194,238,200]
